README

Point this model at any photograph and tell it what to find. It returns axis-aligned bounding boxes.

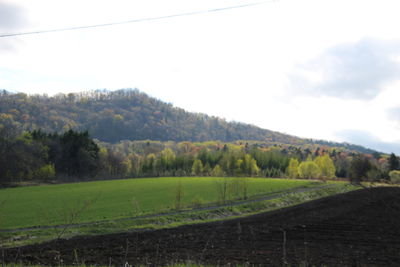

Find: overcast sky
[1,0,400,153]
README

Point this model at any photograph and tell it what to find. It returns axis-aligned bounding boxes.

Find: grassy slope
[0,177,318,229]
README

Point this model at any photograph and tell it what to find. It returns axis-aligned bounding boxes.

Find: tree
[58,130,100,178]
[142,153,156,176]
[389,153,399,171]
[349,155,371,184]
[215,178,230,204]
[0,132,48,182]
[314,155,336,179]
[366,167,381,182]
[287,158,299,179]
[174,182,185,210]
[298,161,321,179]
[160,148,176,173]
[334,156,351,178]
[242,154,259,176]
[203,162,211,176]
[191,159,204,176]
[235,159,244,175]
[211,164,224,177]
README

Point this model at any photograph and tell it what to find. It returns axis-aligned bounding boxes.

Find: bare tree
[55,194,100,239]
[215,178,230,204]
[174,182,184,210]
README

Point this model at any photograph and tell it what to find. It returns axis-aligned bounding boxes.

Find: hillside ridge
[0,88,376,153]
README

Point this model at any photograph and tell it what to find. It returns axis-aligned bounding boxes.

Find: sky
[1,0,400,154]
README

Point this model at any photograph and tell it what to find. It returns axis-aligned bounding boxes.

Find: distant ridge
[0,88,377,154]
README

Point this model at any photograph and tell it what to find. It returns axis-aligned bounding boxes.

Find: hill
[0,88,376,153]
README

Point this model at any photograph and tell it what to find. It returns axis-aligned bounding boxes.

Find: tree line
[1,128,398,184]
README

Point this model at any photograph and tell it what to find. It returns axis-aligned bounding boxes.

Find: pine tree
[389,153,400,171]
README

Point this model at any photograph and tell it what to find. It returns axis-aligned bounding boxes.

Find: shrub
[191,195,204,208]
[389,170,400,183]
[33,164,56,180]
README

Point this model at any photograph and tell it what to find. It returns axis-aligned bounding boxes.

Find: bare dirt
[4,187,400,266]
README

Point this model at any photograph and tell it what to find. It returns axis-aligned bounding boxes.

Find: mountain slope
[0,89,376,153]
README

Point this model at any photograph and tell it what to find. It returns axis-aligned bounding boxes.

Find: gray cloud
[336,129,400,154]
[290,38,400,100]
[0,1,26,31]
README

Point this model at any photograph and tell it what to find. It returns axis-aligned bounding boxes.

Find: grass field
[0,177,320,230]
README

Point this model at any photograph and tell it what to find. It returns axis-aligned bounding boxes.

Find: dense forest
[2,88,398,184]
[1,127,399,184]
[0,89,376,154]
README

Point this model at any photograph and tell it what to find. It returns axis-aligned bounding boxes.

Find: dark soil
[4,187,400,266]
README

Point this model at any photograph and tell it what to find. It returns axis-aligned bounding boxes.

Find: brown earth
[4,187,400,266]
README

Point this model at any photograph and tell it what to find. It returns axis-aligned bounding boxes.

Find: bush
[33,164,56,180]
[389,170,400,183]
[191,195,204,208]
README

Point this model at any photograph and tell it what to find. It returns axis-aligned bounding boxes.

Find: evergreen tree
[58,130,100,178]
[389,153,399,171]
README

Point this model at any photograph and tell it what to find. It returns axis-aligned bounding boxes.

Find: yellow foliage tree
[299,161,321,179]
[287,158,299,178]
[314,155,336,179]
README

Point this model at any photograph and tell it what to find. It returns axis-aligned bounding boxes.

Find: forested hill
[0,89,376,153]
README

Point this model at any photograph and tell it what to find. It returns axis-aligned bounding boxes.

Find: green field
[0,177,320,230]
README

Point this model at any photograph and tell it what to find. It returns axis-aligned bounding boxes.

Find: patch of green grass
[0,182,357,248]
[0,177,318,230]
